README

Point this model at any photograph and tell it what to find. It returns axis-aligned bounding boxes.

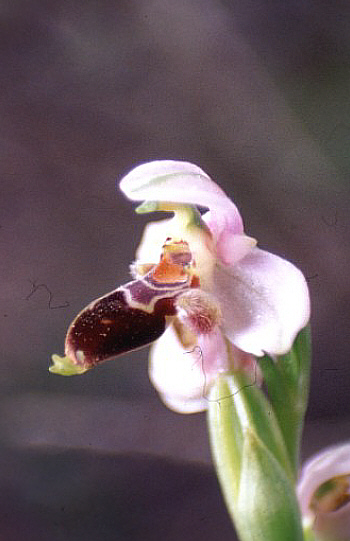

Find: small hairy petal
[119,160,243,222]
[213,247,310,356]
[149,324,231,413]
[175,289,222,335]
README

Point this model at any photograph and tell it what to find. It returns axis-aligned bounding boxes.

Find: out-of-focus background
[1,1,350,539]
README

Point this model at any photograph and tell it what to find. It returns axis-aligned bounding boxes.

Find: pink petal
[213,247,310,356]
[119,160,243,221]
[202,209,244,241]
[149,324,231,413]
[216,232,257,266]
[202,211,254,266]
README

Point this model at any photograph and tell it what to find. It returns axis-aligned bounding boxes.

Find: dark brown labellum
[65,274,192,369]
[59,238,199,371]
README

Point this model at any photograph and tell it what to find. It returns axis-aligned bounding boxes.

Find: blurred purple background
[1,1,350,539]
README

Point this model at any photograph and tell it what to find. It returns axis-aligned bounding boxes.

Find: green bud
[235,429,304,541]
[207,371,304,541]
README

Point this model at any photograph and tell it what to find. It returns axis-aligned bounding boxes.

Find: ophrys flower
[51,160,310,413]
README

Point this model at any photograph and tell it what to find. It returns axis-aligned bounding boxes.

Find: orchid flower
[50,160,310,414]
[298,443,350,541]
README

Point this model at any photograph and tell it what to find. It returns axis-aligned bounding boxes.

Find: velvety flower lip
[297,443,350,539]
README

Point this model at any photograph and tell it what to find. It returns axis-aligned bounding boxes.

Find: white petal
[298,443,350,518]
[149,324,230,413]
[119,160,242,218]
[213,247,310,356]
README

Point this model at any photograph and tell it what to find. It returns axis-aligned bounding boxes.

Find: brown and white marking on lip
[63,238,199,370]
